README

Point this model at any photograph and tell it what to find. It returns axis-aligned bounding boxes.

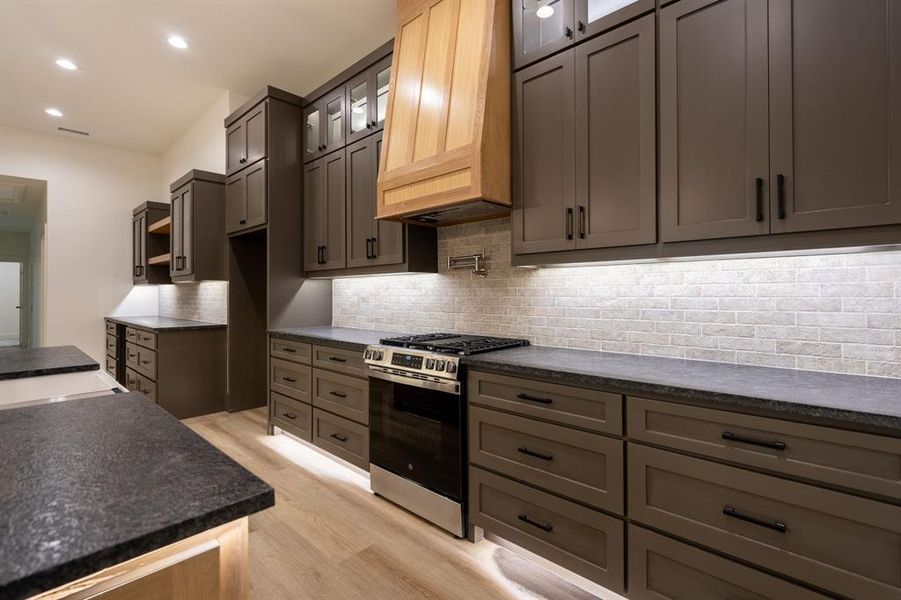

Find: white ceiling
[0,0,396,154]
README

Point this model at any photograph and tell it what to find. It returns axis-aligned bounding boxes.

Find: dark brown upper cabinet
[574,0,654,41]
[226,102,267,177]
[659,0,770,242]
[345,55,392,145]
[514,14,655,255]
[132,202,170,285]
[304,150,346,272]
[346,133,404,268]
[303,86,345,163]
[513,0,575,70]
[170,170,226,282]
[225,159,267,234]
[768,0,901,234]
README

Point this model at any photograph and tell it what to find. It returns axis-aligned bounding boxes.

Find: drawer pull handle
[517,447,553,461]
[328,356,347,363]
[722,431,786,451]
[723,506,786,533]
[518,514,553,532]
[282,412,297,420]
[141,359,151,364]
[282,376,297,383]
[329,391,348,398]
[330,432,348,443]
[517,393,553,405]
[282,347,297,353]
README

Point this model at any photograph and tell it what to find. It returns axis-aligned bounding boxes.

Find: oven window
[369,377,463,501]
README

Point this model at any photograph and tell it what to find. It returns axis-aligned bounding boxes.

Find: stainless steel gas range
[365,333,529,537]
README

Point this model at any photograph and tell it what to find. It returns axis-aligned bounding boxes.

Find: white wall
[0,125,160,361]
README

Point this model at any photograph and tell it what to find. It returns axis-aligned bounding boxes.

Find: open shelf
[148,216,171,235]
[148,253,171,266]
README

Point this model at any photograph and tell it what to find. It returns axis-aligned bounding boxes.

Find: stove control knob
[364,349,372,360]
[426,358,435,369]
[446,362,457,374]
[436,360,446,371]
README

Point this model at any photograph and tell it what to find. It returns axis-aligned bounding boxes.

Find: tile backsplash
[333,218,901,379]
[159,281,228,324]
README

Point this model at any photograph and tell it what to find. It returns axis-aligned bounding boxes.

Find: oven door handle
[367,367,461,396]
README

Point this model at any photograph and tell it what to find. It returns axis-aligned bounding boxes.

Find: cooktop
[379,333,530,356]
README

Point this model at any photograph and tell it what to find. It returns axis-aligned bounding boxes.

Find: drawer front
[135,329,157,350]
[105,321,117,336]
[105,355,117,376]
[124,327,139,344]
[270,358,312,403]
[135,372,157,403]
[469,406,623,513]
[135,345,156,380]
[628,526,828,600]
[125,341,140,369]
[106,334,118,358]
[470,466,624,592]
[125,367,141,391]
[271,392,313,442]
[628,444,901,598]
[270,337,312,365]
[468,371,622,435]
[312,345,365,378]
[312,369,369,425]
[312,408,369,470]
[629,396,901,502]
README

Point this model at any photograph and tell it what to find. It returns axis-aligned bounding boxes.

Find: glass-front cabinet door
[346,73,371,144]
[371,55,391,132]
[575,0,653,40]
[513,0,575,70]
[303,104,321,162]
[324,88,345,153]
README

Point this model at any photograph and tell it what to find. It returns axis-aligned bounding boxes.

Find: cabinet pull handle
[282,347,296,353]
[282,412,297,420]
[577,20,585,33]
[755,177,764,222]
[330,432,348,443]
[723,506,786,533]
[370,237,377,259]
[328,356,347,363]
[578,205,586,238]
[565,207,573,240]
[329,390,348,398]
[239,219,247,225]
[517,447,553,461]
[517,392,553,405]
[722,431,786,451]
[322,245,328,264]
[564,26,573,39]
[518,514,553,532]
[282,376,297,383]
[366,238,373,259]
[777,173,786,219]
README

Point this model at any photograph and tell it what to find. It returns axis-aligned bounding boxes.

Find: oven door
[368,369,464,502]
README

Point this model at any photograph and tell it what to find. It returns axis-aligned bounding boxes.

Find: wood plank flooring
[185,408,614,600]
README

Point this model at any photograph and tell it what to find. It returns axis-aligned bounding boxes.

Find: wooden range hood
[376,0,510,225]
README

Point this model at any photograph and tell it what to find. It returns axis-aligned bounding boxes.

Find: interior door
[514,0,576,70]
[170,191,182,275]
[512,50,576,255]
[769,0,901,233]
[225,173,246,234]
[370,132,404,266]
[659,0,770,242]
[225,120,245,176]
[346,136,376,268]
[0,262,22,348]
[575,13,656,249]
[244,103,267,168]
[243,160,267,229]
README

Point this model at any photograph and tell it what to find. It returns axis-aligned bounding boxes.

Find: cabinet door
[513,0,576,70]
[346,71,372,145]
[244,103,267,168]
[769,0,901,233]
[660,0,770,242]
[322,151,346,270]
[346,137,376,268]
[303,103,323,163]
[180,185,194,274]
[225,120,245,176]
[574,0,653,41]
[225,173,246,234]
[170,191,182,275]
[322,87,346,155]
[575,14,655,249]
[370,55,392,132]
[303,159,324,271]
[244,160,267,230]
[371,132,404,265]
[512,50,576,255]
[132,215,143,281]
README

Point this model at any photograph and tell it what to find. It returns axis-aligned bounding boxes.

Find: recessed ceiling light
[167,35,188,49]
[55,58,78,71]
[536,4,555,18]
[45,108,63,117]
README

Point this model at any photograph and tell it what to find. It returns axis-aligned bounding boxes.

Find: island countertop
[0,345,98,381]
[105,315,226,332]
[0,393,274,599]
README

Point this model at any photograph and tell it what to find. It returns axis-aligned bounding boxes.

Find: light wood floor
[185,408,609,600]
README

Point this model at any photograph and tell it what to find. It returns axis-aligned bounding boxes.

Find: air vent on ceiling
[58,126,90,136]
[0,182,26,204]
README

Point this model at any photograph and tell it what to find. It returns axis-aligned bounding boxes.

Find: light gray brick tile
[775,340,841,357]
[796,312,867,328]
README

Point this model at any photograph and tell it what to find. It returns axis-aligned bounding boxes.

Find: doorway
[0,261,25,347]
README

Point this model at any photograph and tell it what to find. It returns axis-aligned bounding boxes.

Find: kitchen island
[0,392,273,599]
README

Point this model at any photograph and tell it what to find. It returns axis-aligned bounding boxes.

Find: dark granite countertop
[0,393,273,598]
[269,325,403,351]
[463,346,901,437]
[0,346,98,381]
[105,315,226,332]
